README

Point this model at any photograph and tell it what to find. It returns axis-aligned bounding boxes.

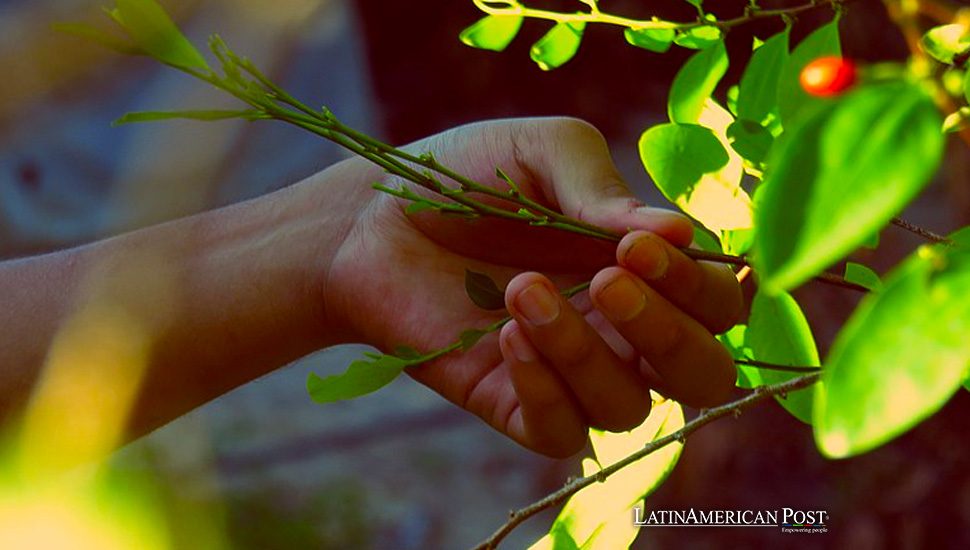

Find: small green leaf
[692,225,722,253]
[737,28,790,125]
[459,14,523,52]
[726,85,739,116]
[52,22,144,55]
[681,0,704,11]
[404,201,437,215]
[623,27,675,53]
[392,345,423,360]
[112,109,265,125]
[307,354,408,403]
[950,226,970,247]
[754,82,944,293]
[459,329,488,352]
[673,25,722,50]
[815,245,970,458]
[668,41,728,123]
[530,21,585,70]
[465,269,506,310]
[112,0,209,70]
[777,19,841,124]
[965,68,970,105]
[745,289,818,424]
[844,262,882,292]
[919,23,970,65]
[640,124,728,200]
[721,227,755,256]
[726,119,774,164]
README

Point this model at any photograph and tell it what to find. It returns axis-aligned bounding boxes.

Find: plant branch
[470,372,822,550]
[473,0,849,31]
[891,216,952,244]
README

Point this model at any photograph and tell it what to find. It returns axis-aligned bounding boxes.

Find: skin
[0,117,741,460]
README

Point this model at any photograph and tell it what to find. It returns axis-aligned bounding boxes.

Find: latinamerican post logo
[633,507,828,533]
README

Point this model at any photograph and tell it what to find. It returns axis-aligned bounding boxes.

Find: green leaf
[307,354,407,403]
[112,0,209,70]
[465,269,506,310]
[726,119,774,164]
[777,19,841,124]
[721,227,755,256]
[737,28,790,125]
[640,123,751,232]
[459,14,523,52]
[530,21,585,70]
[745,289,818,424]
[726,85,739,117]
[844,262,882,292]
[52,22,144,55]
[459,328,488,352]
[623,27,675,53]
[919,23,970,65]
[681,0,704,11]
[668,41,728,123]
[404,201,437,215]
[815,245,970,458]
[392,345,422,360]
[950,226,970,247]
[965,68,970,106]
[112,109,265,125]
[692,225,722,253]
[537,398,683,550]
[754,81,944,293]
[673,25,722,50]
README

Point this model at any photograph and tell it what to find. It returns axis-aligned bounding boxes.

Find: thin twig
[735,358,820,373]
[471,373,822,550]
[891,217,952,245]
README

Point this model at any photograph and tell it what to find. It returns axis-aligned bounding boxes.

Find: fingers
[509,118,695,248]
[499,322,589,458]
[617,231,743,334]
[504,272,653,434]
[589,266,737,407]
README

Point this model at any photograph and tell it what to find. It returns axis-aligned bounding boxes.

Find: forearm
[0,156,373,444]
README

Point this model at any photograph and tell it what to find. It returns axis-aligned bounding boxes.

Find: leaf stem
[735,358,820,373]
[890,216,952,245]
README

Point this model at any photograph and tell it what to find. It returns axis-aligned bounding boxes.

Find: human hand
[322,118,742,457]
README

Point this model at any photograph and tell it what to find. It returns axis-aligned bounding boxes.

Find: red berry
[800,57,857,97]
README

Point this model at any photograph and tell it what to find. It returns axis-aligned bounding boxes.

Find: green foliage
[530,22,585,70]
[459,14,524,52]
[777,19,840,124]
[668,41,728,123]
[754,81,944,293]
[737,28,789,126]
[108,0,208,70]
[307,353,409,404]
[673,25,722,50]
[725,119,773,164]
[113,110,267,125]
[919,23,970,65]
[464,269,506,310]
[51,22,144,55]
[745,290,819,424]
[815,245,970,458]
[844,262,882,292]
[623,27,674,53]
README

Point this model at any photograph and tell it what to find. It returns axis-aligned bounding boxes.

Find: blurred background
[2,0,970,548]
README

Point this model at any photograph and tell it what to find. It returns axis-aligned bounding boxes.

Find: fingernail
[506,326,538,363]
[598,275,646,322]
[634,206,689,225]
[624,233,669,280]
[515,283,561,326]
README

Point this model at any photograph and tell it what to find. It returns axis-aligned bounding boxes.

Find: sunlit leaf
[844,262,882,292]
[737,27,790,125]
[951,226,970,247]
[777,18,840,124]
[754,81,944,293]
[919,23,970,65]
[692,226,721,253]
[745,289,818,424]
[815,245,970,458]
[112,0,209,70]
[726,119,773,164]
[721,227,755,255]
[113,109,265,125]
[465,269,506,310]
[673,25,721,49]
[668,41,728,123]
[459,14,523,52]
[307,354,407,403]
[530,21,585,70]
[624,27,675,53]
[52,22,144,55]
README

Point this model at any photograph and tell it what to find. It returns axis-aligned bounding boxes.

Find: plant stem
[891,216,952,245]
[470,372,822,550]
[735,358,820,373]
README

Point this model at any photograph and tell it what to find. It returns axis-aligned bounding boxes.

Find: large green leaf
[919,23,970,65]
[744,289,818,424]
[111,0,208,70]
[737,27,790,125]
[754,81,944,293]
[459,14,523,52]
[815,245,970,458]
[668,41,728,123]
[530,21,585,70]
[725,119,773,164]
[528,398,684,550]
[777,19,840,124]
